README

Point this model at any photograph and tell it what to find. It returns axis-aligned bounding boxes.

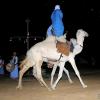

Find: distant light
[90,8,94,12]
[18,37,21,41]
[24,40,26,44]
[9,37,12,42]
[62,0,64,3]
[34,37,36,40]
[9,39,12,42]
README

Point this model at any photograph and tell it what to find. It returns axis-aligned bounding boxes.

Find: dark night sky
[1,0,99,35]
[0,0,99,65]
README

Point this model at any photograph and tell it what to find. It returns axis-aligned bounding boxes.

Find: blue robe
[10,56,18,79]
[0,59,4,75]
[0,66,4,75]
[51,9,64,37]
[10,64,18,79]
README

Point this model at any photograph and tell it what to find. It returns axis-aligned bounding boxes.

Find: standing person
[47,5,64,37]
[0,56,4,76]
[10,52,19,79]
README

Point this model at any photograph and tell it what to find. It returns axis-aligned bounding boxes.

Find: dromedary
[17,29,88,90]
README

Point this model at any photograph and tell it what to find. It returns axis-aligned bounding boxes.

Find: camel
[16,29,88,90]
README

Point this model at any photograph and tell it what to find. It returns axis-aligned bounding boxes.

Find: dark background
[0,0,99,69]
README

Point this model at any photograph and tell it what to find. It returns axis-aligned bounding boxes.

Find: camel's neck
[77,36,85,47]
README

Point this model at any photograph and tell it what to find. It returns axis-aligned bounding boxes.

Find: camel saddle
[47,41,71,68]
[56,40,70,56]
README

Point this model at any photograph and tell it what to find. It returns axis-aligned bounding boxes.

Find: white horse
[50,29,89,89]
[17,29,88,90]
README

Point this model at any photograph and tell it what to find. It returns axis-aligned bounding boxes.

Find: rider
[46,5,69,69]
[47,5,64,38]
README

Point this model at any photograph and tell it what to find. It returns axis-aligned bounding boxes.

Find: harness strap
[57,53,63,61]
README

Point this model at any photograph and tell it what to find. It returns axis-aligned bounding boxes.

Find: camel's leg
[50,64,58,87]
[35,60,51,91]
[69,56,87,88]
[16,65,30,89]
[63,67,73,83]
[33,67,44,86]
[51,62,65,90]
[51,63,73,88]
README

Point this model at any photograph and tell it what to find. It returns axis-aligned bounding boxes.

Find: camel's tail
[19,56,35,69]
[19,57,28,69]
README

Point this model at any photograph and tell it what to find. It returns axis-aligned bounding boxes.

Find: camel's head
[76,29,89,38]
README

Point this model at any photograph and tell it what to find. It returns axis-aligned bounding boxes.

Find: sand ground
[0,71,100,100]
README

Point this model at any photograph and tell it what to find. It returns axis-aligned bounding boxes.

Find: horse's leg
[51,62,65,90]
[69,55,87,88]
[16,65,30,89]
[63,67,73,83]
[50,64,58,87]
[35,60,51,91]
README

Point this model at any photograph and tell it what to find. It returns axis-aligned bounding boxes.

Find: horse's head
[76,29,89,38]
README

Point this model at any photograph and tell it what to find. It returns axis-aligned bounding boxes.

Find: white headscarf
[55,5,60,10]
